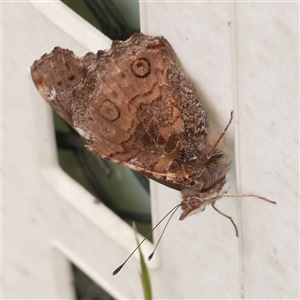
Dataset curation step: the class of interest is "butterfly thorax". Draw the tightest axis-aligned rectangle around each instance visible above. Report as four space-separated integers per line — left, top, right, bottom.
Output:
179 133 231 220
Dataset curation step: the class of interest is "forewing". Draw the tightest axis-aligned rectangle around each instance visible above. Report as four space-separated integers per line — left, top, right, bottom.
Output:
31 33 208 187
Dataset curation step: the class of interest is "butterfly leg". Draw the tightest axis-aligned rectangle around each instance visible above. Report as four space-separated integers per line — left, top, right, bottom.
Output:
207 110 234 159
211 202 239 237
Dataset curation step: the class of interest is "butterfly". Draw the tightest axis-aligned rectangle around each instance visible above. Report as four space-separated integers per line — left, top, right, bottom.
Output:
30 33 275 249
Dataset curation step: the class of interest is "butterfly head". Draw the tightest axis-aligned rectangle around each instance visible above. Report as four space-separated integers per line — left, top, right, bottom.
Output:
179 177 226 220
179 196 207 220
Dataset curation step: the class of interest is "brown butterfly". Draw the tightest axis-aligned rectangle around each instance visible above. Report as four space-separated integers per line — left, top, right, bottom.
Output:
31 33 275 270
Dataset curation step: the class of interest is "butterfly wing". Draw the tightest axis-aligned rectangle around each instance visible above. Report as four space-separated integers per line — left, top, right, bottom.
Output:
31 33 209 187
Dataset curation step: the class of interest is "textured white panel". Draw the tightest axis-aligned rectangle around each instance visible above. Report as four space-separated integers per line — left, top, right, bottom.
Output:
141 1 298 299
234 3 299 299
141 2 239 299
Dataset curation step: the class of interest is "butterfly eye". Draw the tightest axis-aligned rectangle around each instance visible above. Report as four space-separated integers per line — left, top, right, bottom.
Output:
189 197 201 208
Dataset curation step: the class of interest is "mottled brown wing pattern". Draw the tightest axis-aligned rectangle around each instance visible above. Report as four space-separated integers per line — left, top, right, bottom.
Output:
31 33 276 242
31 33 213 187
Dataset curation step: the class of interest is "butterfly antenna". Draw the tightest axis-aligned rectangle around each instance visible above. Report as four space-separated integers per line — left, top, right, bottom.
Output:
207 110 234 159
147 205 180 261
112 204 181 275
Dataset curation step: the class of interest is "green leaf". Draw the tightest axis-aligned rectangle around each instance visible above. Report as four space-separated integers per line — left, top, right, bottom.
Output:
133 222 152 300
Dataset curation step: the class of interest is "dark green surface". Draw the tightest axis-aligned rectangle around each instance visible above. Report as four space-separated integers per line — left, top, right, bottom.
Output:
62 0 140 35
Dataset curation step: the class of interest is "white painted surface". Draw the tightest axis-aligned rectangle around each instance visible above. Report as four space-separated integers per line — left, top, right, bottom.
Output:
2 1 298 299
140 1 298 299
